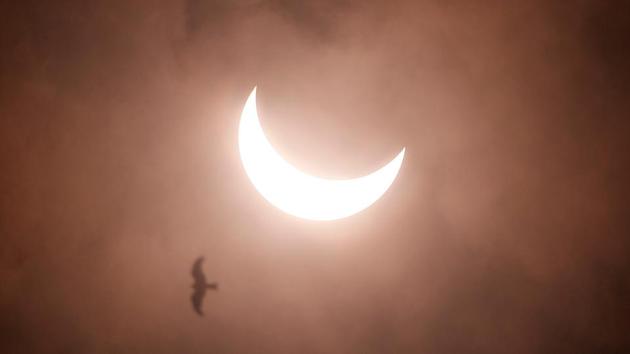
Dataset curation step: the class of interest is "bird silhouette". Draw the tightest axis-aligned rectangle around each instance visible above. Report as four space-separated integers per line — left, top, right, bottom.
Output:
191 256 218 316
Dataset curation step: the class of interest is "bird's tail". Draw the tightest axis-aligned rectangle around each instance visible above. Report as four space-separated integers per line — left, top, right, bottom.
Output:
207 282 219 290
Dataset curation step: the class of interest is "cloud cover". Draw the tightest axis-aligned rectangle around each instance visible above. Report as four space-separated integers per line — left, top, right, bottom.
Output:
1 0 629 353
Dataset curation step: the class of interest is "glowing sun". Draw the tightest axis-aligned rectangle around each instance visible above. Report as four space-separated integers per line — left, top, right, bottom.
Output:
238 87 405 221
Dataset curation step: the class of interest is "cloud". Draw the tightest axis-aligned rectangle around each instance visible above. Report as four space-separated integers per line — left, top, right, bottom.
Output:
1 1 629 353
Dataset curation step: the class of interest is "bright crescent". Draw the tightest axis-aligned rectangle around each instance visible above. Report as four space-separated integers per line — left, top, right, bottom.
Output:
238 87 405 221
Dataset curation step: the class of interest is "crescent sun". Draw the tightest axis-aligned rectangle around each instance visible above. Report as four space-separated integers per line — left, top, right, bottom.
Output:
238 87 405 221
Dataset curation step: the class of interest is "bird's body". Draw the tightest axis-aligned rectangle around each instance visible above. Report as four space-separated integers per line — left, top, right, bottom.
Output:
192 282 218 292
191 257 218 316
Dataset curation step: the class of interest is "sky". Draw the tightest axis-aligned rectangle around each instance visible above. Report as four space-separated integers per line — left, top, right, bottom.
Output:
1 1 629 353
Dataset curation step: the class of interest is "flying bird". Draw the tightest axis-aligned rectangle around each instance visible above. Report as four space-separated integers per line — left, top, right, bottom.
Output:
191 256 218 316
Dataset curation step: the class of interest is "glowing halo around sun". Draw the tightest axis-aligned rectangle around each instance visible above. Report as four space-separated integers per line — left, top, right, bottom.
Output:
238 87 405 221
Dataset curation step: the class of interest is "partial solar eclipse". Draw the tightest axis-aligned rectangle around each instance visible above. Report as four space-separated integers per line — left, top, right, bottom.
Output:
238 87 405 221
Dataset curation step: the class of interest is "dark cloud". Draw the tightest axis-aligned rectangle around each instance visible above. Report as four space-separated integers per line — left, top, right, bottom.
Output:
580 0 630 93
1 1 629 353
184 0 353 41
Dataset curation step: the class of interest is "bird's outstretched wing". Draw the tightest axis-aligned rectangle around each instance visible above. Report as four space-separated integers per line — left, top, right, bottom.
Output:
191 256 206 285
191 288 206 316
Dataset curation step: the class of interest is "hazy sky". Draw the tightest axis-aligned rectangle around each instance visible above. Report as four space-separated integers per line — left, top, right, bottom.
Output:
1 1 629 353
